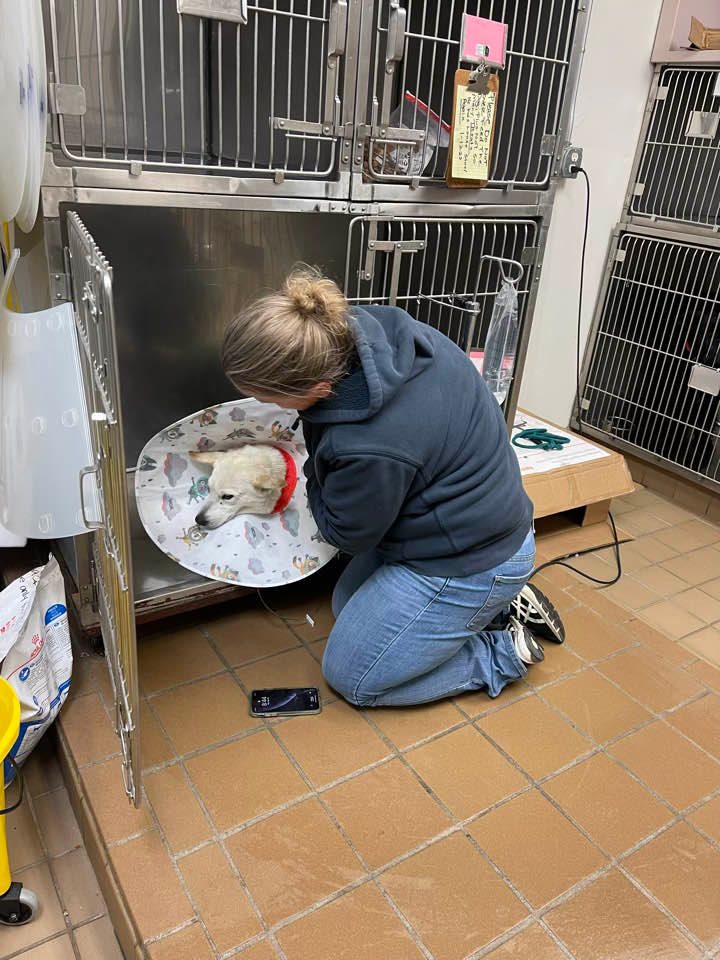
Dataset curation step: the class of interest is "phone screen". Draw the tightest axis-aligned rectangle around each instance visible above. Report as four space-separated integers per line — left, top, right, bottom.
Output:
251 687 320 716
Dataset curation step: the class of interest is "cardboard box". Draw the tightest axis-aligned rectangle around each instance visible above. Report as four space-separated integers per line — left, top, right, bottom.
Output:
514 412 635 522
689 16 720 49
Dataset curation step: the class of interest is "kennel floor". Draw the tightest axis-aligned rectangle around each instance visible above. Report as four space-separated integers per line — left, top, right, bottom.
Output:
7 485 720 960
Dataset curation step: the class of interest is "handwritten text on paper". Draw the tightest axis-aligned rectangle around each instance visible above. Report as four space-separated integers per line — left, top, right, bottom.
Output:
451 86 496 181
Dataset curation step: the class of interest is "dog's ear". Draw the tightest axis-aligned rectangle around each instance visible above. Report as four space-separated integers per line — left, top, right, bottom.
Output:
252 471 280 495
189 451 222 465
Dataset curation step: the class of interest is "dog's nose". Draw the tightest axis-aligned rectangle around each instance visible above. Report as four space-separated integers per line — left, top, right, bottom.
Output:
195 513 209 527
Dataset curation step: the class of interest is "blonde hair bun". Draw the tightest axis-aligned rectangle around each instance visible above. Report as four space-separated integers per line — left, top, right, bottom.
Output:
222 265 354 399
285 266 348 331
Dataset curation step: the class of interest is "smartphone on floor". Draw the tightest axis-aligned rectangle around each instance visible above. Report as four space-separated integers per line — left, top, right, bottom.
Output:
250 687 321 718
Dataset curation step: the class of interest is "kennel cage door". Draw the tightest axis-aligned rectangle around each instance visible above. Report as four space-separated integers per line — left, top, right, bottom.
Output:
580 230 720 489
343 214 538 424
46 0 349 180
358 0 580 191
630 66 720 231
66 210 142 807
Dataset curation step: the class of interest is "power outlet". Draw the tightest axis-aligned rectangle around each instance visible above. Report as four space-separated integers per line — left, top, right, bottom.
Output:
560 145 583 178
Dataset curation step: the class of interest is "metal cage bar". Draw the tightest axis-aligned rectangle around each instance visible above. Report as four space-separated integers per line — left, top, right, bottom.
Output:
360 0 578 189
47 0 347 179
67 211 141 806
344 215 539 423
630 66 720 232
580 229 720 489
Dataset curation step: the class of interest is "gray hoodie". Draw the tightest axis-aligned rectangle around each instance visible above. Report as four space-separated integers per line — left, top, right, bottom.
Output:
301 305 533 576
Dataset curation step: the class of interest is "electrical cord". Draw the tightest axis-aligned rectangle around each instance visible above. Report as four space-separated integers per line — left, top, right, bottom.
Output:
532 513 631 587
530 165 629 588
256 589 315 628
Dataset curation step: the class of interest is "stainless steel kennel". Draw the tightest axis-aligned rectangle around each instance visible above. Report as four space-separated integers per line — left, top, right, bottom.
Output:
36 0 591 803
579 59 720 493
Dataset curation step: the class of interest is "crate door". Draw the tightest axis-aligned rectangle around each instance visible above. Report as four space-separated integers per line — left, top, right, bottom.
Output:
66 211 141 805
356 0 580 194
630 67 720 231
48 0 350 181
344 215 539 421
581 231 720 487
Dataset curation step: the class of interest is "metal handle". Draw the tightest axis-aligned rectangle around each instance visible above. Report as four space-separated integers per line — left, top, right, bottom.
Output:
0 757 23 815
386 1 407 63
380 2 407 126
327 0 347 58
79 463 104 531
480 255 524 286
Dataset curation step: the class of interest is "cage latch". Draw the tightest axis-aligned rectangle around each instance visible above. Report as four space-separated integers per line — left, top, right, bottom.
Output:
49 83 86 117
380 1 407 125
688 364 720 397
362 237 424 300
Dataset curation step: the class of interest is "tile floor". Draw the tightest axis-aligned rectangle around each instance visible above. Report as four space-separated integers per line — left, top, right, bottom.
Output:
6 484 720 960
3 734 123 959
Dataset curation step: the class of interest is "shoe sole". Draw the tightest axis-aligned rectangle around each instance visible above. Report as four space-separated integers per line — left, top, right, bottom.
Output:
509 616 545 664
512 585 565 644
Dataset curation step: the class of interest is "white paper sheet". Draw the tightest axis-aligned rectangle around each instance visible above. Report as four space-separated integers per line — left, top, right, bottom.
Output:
512 413 609 476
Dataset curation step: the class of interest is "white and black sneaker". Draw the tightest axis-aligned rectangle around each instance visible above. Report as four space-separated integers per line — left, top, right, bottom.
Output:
509 616 545 665
511 583 565 645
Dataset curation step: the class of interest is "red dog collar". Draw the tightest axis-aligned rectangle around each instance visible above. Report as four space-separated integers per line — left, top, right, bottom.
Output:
272 448 298 514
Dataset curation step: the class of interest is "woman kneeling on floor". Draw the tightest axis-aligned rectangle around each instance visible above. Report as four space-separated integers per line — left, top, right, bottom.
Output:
221 267 564 707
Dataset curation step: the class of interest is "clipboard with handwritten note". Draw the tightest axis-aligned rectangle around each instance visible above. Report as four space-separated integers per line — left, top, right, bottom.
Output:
446 69 499 189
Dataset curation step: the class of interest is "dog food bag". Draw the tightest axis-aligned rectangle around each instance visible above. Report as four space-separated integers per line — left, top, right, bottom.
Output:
367 92 450 178
1 555 72 783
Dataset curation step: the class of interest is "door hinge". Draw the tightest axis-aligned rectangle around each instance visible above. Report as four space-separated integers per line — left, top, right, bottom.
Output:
86 556 99 612
50 271 70 303
540 133 557 157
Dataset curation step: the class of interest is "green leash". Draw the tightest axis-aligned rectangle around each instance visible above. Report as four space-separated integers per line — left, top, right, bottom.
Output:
512 427 571 452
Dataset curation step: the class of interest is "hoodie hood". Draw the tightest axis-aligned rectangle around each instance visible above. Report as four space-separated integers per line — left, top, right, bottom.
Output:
301 305 436 424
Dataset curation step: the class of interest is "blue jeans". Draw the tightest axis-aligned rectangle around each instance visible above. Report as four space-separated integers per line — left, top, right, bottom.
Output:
322 529 535 707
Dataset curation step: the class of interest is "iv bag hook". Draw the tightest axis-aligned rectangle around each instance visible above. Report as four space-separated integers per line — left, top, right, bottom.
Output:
480 254 524 286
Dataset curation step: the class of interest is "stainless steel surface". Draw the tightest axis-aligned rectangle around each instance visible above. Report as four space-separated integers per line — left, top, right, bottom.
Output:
356 0 579 192
66 211 141 805
629 66 720 232
345 215 538 420
35 0 595 809
580 229 720 489
70 205 351 463
47 0 351 180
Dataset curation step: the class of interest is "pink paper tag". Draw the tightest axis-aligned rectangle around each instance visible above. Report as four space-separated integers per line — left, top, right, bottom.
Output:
460 14 508 70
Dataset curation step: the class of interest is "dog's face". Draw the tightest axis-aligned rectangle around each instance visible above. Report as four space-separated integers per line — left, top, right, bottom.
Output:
191 446 287 529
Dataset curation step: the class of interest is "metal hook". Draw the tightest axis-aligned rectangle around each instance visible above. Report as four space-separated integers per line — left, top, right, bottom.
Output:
480 254 524 286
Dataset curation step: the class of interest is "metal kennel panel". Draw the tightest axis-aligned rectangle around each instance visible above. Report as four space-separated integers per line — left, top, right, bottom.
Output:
354 0 581 195
66 211 141 805
46 0 351 181
629 67 720 232
581 230 720 489
344 215 539 423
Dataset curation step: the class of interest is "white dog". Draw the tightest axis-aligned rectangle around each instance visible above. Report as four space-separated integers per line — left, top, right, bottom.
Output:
191 445 292 529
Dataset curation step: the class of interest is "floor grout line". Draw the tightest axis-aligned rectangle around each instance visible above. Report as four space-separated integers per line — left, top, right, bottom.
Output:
54 493 720 960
